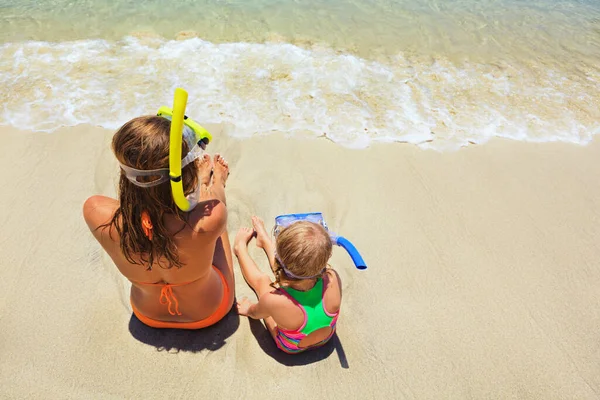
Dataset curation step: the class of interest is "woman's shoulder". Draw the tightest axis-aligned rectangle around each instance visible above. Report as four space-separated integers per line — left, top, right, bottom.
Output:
83 195 118 231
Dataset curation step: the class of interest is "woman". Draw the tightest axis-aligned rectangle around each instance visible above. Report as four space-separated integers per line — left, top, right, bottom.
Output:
83 115 234 329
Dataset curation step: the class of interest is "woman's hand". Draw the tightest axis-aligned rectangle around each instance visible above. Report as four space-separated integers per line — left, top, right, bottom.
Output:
236 297 255 317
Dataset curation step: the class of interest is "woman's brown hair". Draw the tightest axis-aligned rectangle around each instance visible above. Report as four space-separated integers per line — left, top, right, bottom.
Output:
101 115 199 270
272 221 333 287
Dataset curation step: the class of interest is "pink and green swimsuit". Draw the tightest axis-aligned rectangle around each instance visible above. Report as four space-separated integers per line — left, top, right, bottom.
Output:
275 278 339 354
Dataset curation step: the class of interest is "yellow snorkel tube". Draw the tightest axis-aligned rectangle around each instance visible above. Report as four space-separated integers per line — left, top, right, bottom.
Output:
159 88 213 212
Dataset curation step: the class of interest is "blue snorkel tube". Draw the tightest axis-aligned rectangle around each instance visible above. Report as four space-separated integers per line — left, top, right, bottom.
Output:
274 213 367 270
329 234 367 270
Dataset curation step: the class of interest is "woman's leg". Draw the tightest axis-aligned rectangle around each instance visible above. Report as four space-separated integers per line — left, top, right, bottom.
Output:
209 154 234 308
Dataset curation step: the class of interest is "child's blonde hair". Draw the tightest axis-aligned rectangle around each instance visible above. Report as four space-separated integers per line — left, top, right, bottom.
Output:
273 221 333 287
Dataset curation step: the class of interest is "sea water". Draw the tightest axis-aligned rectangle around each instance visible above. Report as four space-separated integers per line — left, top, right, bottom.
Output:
0 0 598 150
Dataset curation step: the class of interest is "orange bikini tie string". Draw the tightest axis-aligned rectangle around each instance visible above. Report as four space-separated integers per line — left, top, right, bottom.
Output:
159 285 182 316
140 211 182 316
141 210 154 241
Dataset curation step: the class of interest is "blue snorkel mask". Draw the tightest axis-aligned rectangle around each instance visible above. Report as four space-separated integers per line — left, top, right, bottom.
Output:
274 212 367 272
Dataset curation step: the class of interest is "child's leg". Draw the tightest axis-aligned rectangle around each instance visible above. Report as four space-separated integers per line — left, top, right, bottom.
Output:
251 216 277 274
262 317 280 343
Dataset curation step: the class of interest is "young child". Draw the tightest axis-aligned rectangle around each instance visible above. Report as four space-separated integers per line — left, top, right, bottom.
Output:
234 216 342 354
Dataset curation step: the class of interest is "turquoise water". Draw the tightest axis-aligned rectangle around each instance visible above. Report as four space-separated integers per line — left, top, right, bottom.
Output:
0 0 599 149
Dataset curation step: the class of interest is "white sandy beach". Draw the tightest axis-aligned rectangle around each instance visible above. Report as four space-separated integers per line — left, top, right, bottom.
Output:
0 125 599 399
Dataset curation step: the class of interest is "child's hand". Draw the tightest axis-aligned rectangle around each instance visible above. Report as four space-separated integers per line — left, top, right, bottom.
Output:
236 297 254 316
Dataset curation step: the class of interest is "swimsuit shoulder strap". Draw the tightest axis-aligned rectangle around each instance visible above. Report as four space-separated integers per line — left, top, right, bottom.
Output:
321 271 340 318
281 279 336 335
276 286 309 334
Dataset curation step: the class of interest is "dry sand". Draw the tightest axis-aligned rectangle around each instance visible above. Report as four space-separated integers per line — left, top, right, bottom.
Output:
0 125 599 399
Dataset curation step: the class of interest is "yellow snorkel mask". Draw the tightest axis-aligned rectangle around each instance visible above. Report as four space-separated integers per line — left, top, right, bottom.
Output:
161 88 212 212
118 88 213 212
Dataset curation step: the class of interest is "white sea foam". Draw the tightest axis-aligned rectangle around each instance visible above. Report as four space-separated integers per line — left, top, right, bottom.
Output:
0 37 598 150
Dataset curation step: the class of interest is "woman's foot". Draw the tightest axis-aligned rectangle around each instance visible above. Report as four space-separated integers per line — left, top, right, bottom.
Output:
198 154 212 186
233 227 255 257
213 154 229 187
252 216 270 250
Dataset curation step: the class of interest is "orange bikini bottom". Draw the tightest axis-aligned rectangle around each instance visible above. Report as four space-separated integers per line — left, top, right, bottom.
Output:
131 266 232 329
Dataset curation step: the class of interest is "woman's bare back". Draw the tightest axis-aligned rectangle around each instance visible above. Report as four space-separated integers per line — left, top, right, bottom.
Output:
83 154 234 323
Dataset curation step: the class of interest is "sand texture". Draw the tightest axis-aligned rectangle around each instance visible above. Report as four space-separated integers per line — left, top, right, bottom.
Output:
0 125 599 399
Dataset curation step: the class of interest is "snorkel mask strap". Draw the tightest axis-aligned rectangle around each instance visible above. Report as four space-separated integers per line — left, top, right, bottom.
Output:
117 89 213 194
275 251 325 280
118 162 170 188
118 139 202 189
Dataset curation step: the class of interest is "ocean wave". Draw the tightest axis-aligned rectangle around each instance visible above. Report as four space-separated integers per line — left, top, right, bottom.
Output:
0 37 598 150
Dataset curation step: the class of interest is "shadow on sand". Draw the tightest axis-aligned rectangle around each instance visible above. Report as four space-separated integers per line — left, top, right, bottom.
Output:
248 318 349 368
128 306 240 353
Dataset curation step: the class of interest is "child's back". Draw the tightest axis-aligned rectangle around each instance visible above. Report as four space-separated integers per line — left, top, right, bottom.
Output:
269 269 341 352
234 217 342 354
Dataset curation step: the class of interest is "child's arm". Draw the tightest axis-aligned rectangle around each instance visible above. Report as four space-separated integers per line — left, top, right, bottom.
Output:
237 296 272 319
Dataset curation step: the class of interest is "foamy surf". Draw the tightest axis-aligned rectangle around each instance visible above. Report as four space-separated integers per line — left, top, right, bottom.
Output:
1 37 598 150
